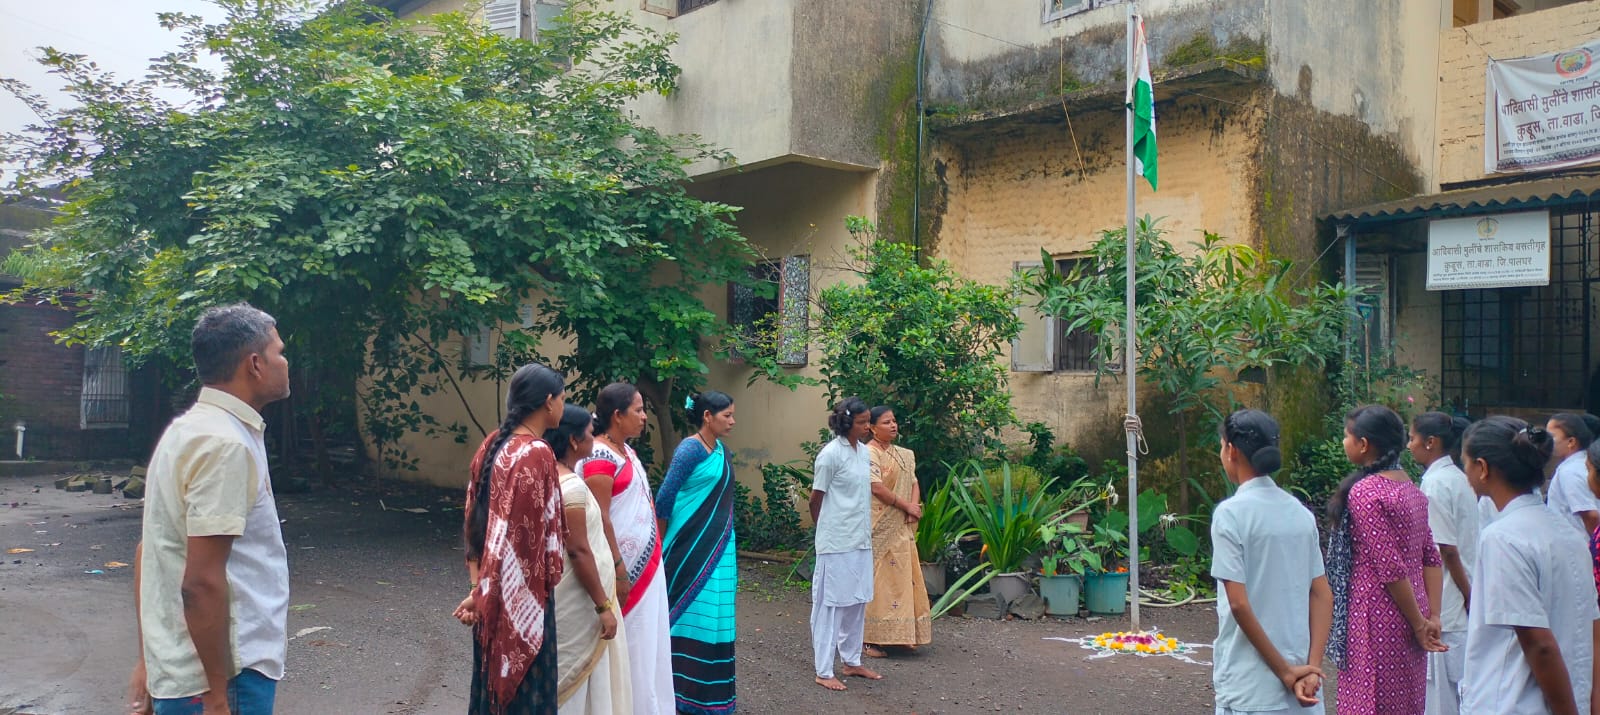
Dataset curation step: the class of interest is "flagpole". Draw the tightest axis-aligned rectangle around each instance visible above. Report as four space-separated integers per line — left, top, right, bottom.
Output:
1123 1 1141 633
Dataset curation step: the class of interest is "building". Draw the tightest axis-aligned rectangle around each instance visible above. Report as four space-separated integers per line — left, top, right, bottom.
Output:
1330 1 1600 422
372 0 1592 488
0 196 167 462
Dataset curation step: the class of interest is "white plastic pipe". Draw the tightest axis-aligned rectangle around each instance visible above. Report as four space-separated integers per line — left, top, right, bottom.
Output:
13 422 25 459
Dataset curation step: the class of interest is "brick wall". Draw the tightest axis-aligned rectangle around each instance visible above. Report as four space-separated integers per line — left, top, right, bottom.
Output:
0 303 103 459
1436 2 1600 185
930 87 1266 460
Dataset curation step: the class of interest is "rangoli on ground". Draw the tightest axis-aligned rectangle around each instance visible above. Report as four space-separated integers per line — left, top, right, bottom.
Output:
1045 629 1212 665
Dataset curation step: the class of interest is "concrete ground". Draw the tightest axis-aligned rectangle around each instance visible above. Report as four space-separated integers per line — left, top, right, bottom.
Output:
0 472 1284 714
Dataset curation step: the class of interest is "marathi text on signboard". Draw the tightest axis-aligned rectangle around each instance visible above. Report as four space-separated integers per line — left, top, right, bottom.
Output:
1485 40 1600 174
1427 211 1550 291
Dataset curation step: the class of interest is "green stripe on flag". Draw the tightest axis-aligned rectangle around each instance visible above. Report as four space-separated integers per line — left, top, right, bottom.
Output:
1129 17 1157 191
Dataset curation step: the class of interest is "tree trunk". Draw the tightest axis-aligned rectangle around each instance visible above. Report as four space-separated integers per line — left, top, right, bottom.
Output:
1176 411 1191 514
635 379 682 464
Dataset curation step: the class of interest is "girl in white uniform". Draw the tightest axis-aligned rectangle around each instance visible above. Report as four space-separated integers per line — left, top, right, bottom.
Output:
1460 416 1599 715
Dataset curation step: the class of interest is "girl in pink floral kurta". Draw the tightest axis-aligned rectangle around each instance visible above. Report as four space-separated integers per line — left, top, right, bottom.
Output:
1325 406 1445 715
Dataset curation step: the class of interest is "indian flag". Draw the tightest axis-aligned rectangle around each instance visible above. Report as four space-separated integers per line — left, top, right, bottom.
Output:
1128 16 1157 191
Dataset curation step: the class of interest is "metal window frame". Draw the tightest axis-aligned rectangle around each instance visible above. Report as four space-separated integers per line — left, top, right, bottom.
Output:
1011 261 1055 372
80 346 130 429
1440 208 1591 414
1044 0 1096 23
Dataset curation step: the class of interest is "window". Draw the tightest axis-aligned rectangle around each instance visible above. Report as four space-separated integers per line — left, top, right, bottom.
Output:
80 346 129 429
1051 257 1103 372
485 0 521 39
640 0 719 18
1044 0 1095 23
1440 208 1588 413
1012 262 1054 372
677 0 720 15
729 255 809 366
464 326 493 367
1011 258 1117 374
1352 253 1392 364
485 0 564 40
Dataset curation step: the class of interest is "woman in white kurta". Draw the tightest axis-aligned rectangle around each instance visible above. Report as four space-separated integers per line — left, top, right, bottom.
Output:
1460 416 1598 715
579 383 675 715
547 405 632 715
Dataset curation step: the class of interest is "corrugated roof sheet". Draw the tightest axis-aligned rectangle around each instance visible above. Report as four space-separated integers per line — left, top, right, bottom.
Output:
1327 173 1600 224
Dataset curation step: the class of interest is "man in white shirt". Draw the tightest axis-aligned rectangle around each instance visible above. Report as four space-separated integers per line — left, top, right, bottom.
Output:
1547 414 1600 537
130 304 292 715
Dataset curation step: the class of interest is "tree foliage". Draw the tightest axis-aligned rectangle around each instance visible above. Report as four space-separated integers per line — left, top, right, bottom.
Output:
816 217 1021 487
2 0 761 474
1027 216 1348 488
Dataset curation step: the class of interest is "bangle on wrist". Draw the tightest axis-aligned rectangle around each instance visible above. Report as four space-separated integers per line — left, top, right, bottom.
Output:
594 598 614 614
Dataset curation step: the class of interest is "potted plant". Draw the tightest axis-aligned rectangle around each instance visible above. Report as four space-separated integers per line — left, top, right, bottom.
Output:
952 461 1070 614
1037 520 1098 616
914 477 971 596
1082 516 1131 614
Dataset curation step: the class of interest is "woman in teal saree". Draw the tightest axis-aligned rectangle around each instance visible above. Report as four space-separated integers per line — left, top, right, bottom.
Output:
655 391 738 714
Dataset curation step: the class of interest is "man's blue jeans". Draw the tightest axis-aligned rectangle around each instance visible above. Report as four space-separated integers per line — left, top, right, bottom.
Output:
152 668 277 715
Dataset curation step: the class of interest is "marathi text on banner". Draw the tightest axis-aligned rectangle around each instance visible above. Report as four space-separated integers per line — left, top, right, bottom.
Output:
1485 40 1600 174
1427 211 1550 291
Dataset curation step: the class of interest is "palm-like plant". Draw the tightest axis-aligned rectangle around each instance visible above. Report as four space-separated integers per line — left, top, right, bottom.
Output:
915 476 972 565
951 461 1071 574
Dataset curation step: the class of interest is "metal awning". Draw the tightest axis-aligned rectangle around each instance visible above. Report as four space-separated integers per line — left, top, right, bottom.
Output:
1327 173 1600 226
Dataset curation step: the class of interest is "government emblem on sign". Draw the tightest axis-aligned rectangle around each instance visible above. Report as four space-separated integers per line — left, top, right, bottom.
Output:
1555 48 1593 79
1475 217 1500 238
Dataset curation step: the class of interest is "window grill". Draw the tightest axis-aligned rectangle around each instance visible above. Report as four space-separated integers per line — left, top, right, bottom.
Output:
80 346 129 428
1440 209 1592 414
678 0 719 15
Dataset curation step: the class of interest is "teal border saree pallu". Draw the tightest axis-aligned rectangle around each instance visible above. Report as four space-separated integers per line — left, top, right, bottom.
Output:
657 438 738 715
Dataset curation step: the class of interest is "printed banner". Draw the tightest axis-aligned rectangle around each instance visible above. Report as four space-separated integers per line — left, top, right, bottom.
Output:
1427 210 1550 291
1485 40 1600 174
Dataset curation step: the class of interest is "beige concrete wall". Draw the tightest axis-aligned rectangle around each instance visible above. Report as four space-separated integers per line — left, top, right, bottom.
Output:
934 0 1210 66
688 163 877 479
1266 0 1448 187
607 0 799 177
367 162 875 488
933 91 1264 454
1436 1 1600 185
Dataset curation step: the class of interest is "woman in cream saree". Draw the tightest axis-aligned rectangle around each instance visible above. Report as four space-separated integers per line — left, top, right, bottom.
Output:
862 406 931 656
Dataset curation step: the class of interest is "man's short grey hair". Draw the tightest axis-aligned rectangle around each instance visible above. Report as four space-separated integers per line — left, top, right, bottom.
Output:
191 303 278 384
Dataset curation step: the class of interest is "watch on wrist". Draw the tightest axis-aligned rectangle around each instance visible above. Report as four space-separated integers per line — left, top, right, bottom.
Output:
594 599 614 614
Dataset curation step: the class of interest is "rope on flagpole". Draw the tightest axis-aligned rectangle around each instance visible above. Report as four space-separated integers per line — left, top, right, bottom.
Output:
1123 414 1148 458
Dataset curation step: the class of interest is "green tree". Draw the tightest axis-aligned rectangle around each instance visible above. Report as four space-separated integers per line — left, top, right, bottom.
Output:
815 217 1022 488
2 1 768 476
1027 216 1347 500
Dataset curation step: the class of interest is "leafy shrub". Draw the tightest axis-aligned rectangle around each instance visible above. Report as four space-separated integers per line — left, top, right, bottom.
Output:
733 462 812 553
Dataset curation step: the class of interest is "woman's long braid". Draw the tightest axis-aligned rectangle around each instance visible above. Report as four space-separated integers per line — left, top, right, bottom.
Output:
467 407 533 561
1363 443 1404 475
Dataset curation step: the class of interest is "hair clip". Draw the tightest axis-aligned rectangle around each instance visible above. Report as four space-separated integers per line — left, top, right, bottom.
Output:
683 396 695 410
1518 427 1529 435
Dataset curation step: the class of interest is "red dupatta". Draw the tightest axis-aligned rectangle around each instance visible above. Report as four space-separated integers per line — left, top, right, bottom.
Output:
466 433 566 712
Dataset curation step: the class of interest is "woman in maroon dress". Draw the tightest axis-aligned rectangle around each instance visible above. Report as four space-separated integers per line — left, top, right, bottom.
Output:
456 364 570 715
1324 405 1446 714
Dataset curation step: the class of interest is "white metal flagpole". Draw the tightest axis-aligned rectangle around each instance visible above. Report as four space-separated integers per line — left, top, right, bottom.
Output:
1123 1 1141 633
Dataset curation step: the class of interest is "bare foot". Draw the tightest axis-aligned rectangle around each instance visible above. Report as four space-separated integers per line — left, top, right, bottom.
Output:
815 676 847 691
841 664 883 680
863 645 888 658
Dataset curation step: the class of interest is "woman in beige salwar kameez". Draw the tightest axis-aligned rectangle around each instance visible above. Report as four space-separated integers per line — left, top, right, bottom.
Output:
862 406 932 658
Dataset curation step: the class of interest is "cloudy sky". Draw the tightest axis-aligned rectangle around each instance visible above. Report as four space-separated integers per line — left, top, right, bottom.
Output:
1 1 224 160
